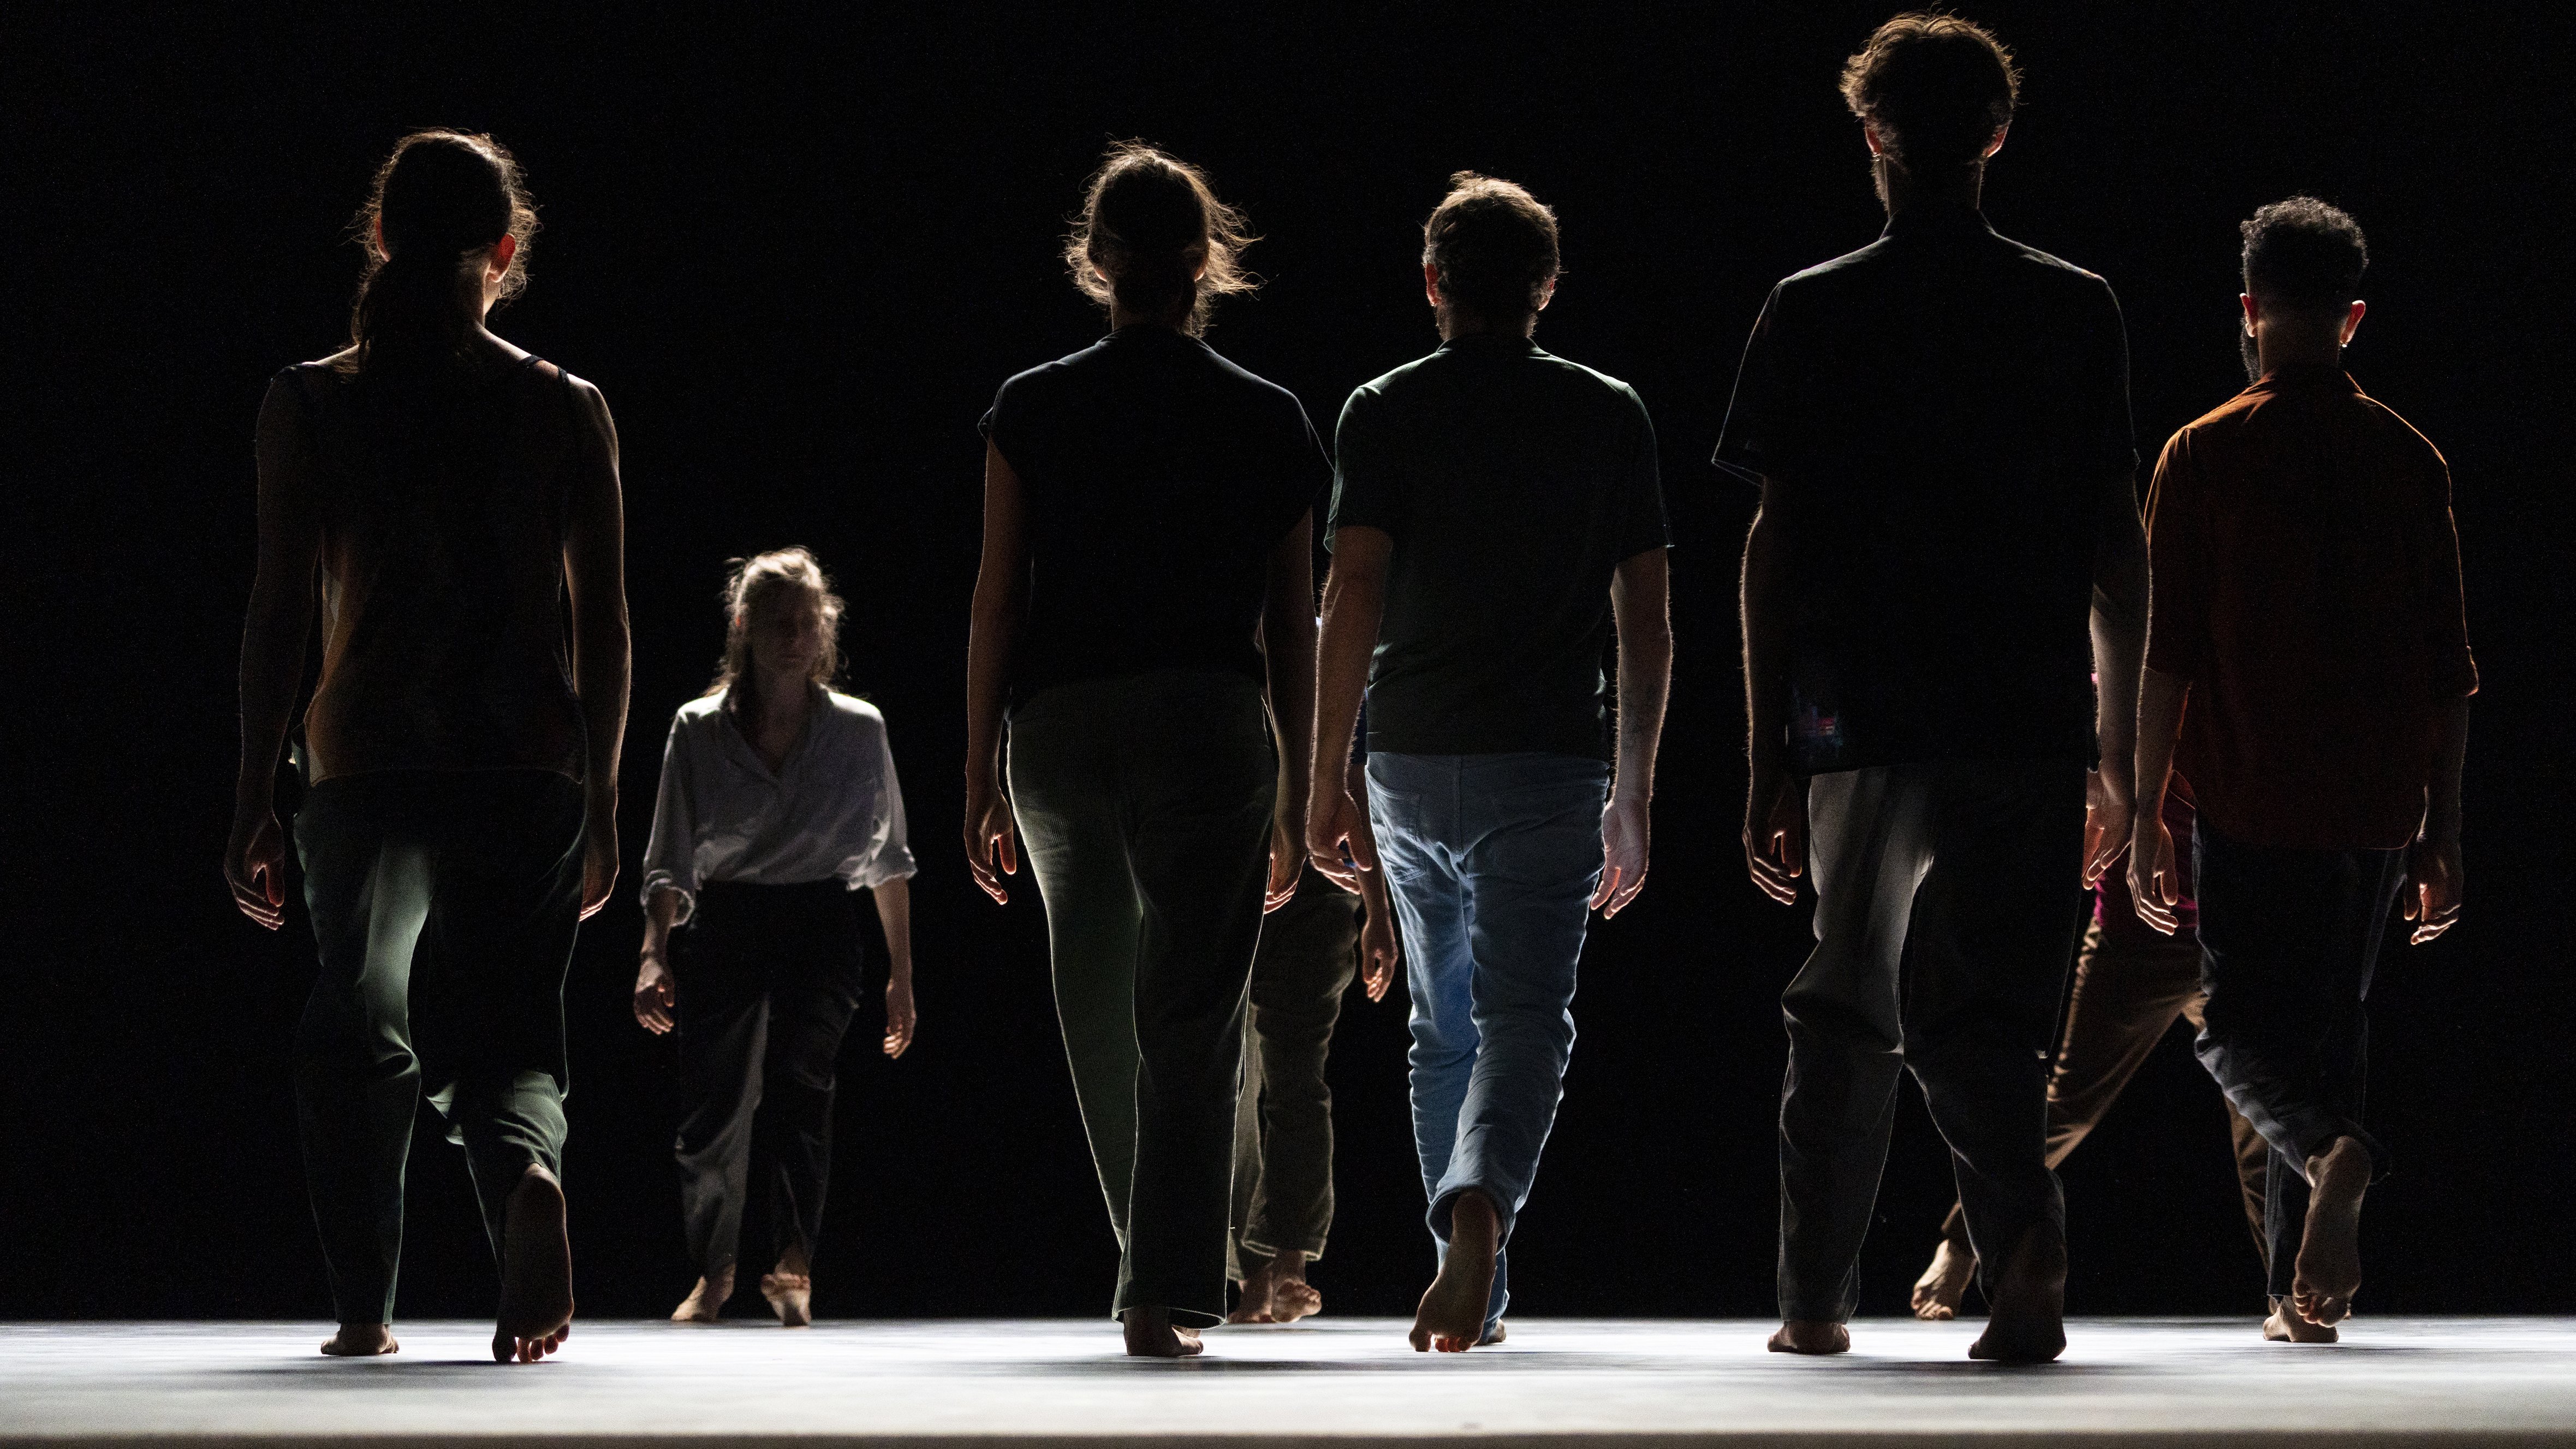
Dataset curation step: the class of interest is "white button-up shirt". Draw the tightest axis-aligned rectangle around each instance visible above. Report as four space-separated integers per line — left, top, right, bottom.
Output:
639 688 915 923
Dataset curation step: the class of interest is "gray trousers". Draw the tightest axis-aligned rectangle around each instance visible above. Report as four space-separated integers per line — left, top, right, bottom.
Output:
1229 869 1361 1278
1777 760 2086 1323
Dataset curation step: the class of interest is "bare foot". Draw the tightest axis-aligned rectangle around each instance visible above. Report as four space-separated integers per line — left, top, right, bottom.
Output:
492 1164 574 1364
1478 1321 1507 1346
671 1270 731 1323
1768 1320 1850 1355
2265 1303 2340 1343
2293 1136 2369 1327
1409 1191 1498 1352
1912 1234 1977 1321
1228 1254 1280 1324
1232 1251 1321 1324
1121 1306 1204 1358
320 1323 397 1357
759 1272 813 1328
1968 1221 2067 1364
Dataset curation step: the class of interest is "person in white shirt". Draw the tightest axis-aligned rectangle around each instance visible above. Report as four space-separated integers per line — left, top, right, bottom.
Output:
633 548 918 1327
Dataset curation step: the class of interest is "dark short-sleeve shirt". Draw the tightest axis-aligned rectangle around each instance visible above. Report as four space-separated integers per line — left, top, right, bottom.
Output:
981 328 1328 706
1329 335 1669 759
1714 209 2135 775
2145 367 2476 849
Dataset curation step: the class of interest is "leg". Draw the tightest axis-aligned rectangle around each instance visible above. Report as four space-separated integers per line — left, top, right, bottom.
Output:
1119 674 1275 1339
291 777 434 1356
2178 985 2276 1268
412 772 585 1363
1898 761 2085 1364
1775 767 1931 1350
755 887 865 1327
1233 878 1360 1325
667 905 768 1320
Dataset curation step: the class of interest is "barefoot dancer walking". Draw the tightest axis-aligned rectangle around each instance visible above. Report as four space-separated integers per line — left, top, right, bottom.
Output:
1309 174 1671 1354
634 549 920 1327
2132 199 2473 1344
1724 16 2144 1364
224 130 626 1364
965 144 1323 1358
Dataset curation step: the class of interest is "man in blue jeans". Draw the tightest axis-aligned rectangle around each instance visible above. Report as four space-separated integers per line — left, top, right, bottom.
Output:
1308 172 1671 1353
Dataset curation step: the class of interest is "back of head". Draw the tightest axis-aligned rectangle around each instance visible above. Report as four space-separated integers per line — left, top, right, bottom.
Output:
348 130 538 379
1420 173 1561 328
1064 142 1257 335
1840 13 2021 175
2241 197 2368 316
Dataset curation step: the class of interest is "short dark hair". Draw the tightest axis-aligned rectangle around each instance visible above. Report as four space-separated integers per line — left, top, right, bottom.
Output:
1840 13 2021 171
1421 172 1560 324
2241 197 2368 312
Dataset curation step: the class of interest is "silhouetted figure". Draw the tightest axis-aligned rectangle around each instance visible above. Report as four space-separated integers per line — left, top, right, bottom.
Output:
633 549 919 1327
1722 15 2145 1363
2131 198 2474 1343
224 130 627 1363
1309 173 1672 1353
963 143 1322 1357
1910 795 2270 1322
1227 734 1401 1326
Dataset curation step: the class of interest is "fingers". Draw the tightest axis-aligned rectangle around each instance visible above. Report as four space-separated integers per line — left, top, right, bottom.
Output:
1608 861 1649 916
966 830 1012 905
1744 829 1800 905
1588 863 1619 912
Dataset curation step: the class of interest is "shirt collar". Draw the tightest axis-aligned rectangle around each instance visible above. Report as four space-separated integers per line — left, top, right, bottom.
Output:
1436 332 1543 357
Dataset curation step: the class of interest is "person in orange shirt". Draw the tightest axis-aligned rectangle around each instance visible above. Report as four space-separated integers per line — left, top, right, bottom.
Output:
2131 198 2474 1345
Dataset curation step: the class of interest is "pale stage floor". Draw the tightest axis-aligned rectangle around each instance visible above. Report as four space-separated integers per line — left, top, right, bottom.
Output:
6 1317 2576 1447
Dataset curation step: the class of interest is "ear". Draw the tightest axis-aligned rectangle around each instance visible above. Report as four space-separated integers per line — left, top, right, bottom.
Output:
372 215 389 262
2341 299 2367 346
1423 261 1444 308
1982 123 2009 160
1535 275 1558 312
490 233 517 275
1863 121 1885 157
2240 293 2261 332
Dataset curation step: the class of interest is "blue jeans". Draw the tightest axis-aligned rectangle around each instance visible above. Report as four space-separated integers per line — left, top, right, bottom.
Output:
1367 751 1609 1335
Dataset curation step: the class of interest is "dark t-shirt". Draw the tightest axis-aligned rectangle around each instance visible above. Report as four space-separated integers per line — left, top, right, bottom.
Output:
981 328 1328 706
1329 335 1669 759
1714 209 2135 775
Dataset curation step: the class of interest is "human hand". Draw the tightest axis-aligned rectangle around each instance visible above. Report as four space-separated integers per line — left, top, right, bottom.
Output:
579 816 618 921
883 974 917 1057
2402 835 2463 945
1305 789 1376 893
2083 768 2132 887
2128 809 2183 935
1266 816 1302 913
963 774 1019 905
1359 901 1399 1002
1744 767 1805 906
225 805 288 930
1591 793 1650 917
633 952 676 1034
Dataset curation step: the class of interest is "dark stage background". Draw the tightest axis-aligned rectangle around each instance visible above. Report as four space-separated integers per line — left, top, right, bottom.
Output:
7 3 2568 1323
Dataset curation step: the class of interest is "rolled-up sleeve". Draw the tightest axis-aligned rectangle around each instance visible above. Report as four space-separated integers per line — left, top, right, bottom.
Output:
2143 429 2211 682
844 718 917 889
638 711 700 921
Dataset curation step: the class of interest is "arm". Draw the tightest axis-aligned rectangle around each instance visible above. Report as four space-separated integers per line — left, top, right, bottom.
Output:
2087 463 2149 886
1306 525 1389 889
963 440 1027 904
2127 666 2190 935
1740 480 1803 905
1593 546 1669 917
872 876 918 1055
227 378 323 930
2403 697 2469 944
1260 509 1319 911
564 381 631 921
1348 750 1399 1001
634 887 681 1032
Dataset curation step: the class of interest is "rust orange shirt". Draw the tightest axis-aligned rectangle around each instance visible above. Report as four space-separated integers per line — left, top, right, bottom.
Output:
2144 365 2475 849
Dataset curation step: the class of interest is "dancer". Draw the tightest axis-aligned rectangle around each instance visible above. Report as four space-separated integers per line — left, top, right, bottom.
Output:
634 549 919 1328
1910 792 2271 1321
1724 14 2143 1363
1228 739 1400 1326
2132 198 2473 1343
224 130 626 1363
1308 173 1672 1353
964 142 1323 1357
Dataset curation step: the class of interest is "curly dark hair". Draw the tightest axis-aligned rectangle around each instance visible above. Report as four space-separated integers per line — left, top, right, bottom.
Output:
1840 13 2022 171
1064 141 1259 336
1421 172 1561 324
2241 197 2369 311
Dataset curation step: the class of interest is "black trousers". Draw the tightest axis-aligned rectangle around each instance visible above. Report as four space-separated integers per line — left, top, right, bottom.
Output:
2191 823 2402 1299
1778 761 2086 1323
291 769 587 1326
671 879 867 1279
1007 670 1276 1326
1230 868 1361 1277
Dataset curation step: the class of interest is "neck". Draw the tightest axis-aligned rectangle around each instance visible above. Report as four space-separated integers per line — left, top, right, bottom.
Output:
749 668 809 726
2258 339 2343 376
1879 159 1983 218
1109 305 1189 334
1438 308 1534 342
